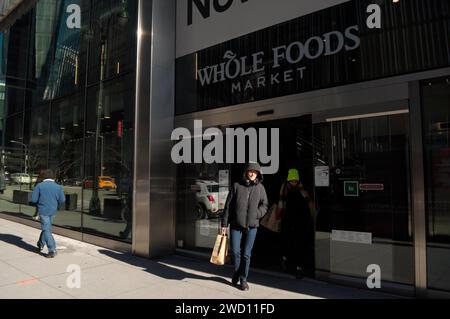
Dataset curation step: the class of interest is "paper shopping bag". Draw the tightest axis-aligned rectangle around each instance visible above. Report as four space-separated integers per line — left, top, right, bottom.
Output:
260 203 283 233
210 234 229 266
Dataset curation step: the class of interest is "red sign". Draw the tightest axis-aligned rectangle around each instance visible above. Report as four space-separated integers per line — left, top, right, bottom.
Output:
118 121 123 138
360 184 384 191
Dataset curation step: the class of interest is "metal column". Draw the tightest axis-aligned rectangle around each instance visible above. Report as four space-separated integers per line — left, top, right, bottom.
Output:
133 0 176 258
409 81 427 297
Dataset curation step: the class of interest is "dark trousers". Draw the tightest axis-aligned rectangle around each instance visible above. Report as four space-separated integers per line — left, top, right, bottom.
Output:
282 230 307 268
230 226 258 283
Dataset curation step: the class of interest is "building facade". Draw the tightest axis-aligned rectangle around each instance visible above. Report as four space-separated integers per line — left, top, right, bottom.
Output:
0 0 449 297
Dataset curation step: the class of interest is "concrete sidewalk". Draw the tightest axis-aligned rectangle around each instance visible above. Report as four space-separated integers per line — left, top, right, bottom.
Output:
0 218 401 299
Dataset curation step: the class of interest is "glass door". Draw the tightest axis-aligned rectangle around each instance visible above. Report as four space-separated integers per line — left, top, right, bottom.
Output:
314 112 414 286
422 77 450 293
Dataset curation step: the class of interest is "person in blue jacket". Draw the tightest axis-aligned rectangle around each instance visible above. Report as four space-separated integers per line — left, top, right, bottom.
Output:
31 169 65 258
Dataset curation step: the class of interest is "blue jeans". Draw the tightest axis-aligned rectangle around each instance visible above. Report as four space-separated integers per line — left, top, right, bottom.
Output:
230 227 258 283
38 215 56 253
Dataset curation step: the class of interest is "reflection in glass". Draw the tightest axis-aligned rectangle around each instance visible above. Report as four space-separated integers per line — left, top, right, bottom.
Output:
314 114 414 285
423 77 450 292
0 0 137 244
177 162 228 251
175 117 315 277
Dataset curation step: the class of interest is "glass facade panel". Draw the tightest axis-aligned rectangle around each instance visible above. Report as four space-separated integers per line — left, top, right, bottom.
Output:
176 162 228 253
175 117 316 275
423 77 450 292
314 114 414 285
0 0 137 243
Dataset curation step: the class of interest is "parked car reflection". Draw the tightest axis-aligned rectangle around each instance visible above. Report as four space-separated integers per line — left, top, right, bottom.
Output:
84 176 117 190
193 180 228 219
63 177 83 187
10 173 31 184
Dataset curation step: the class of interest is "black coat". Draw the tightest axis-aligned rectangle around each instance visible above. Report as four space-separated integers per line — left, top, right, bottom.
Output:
281 185 311 234
221 181 269 229
221 163 269 229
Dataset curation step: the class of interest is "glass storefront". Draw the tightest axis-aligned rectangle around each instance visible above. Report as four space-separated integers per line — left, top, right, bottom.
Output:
0 0 449 297
314 113 414 285
173 0 450 293
176 116 316 275
423 77 450 292
0 0 137 243
175 113 415 286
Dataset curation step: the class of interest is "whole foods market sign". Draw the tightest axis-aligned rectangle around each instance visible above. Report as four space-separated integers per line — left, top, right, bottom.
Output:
176 0 450 115
197 25 360 93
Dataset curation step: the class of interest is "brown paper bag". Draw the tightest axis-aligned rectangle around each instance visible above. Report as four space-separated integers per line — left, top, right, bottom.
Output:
260 202 283 233
210 234 229 265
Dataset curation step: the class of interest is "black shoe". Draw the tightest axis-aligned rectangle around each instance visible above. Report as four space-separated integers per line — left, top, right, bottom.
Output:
37 243 43 253
281 258 288 271
240 281 249 291
295 267 304 279
232 273 239 286
46 251 57 258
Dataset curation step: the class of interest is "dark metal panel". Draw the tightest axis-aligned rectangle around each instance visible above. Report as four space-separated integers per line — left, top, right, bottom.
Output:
409 81 428 298
174 67 450 129
0 212 82 241
82 233 131 254
0 212 131 252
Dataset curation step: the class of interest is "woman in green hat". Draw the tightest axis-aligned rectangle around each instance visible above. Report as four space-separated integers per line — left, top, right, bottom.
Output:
280 168 315 278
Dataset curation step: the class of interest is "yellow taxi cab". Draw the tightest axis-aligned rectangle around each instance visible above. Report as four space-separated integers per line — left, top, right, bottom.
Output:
98 176 117 190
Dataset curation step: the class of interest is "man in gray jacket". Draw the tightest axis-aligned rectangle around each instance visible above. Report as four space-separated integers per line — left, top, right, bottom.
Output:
221 163 269 291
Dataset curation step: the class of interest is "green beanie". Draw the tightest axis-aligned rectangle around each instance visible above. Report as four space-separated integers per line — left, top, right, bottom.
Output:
287 169 300 182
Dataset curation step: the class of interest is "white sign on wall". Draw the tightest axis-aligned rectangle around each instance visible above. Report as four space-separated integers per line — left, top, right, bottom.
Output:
176 0 351 58
315 166 330 187
331 230 372 245
219 169 229 186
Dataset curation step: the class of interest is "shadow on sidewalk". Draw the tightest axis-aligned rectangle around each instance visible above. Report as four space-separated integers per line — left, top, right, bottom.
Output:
98 249 231 287
0 234 39 254
97 249 396 299
99 249 402 299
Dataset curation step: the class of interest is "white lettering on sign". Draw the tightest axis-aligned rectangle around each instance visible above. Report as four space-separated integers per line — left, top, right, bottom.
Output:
197 25 360 93
331 230 372 244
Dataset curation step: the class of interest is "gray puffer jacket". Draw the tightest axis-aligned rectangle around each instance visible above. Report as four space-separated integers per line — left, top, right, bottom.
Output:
221 163 269 229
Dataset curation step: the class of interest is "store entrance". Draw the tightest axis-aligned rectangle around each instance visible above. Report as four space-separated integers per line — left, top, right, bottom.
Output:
228 115 315 277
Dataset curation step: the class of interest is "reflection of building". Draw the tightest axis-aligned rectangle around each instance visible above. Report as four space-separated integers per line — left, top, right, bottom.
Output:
0 0 137 248
1 0 450 298
0 80 4 141
0 33 5 143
